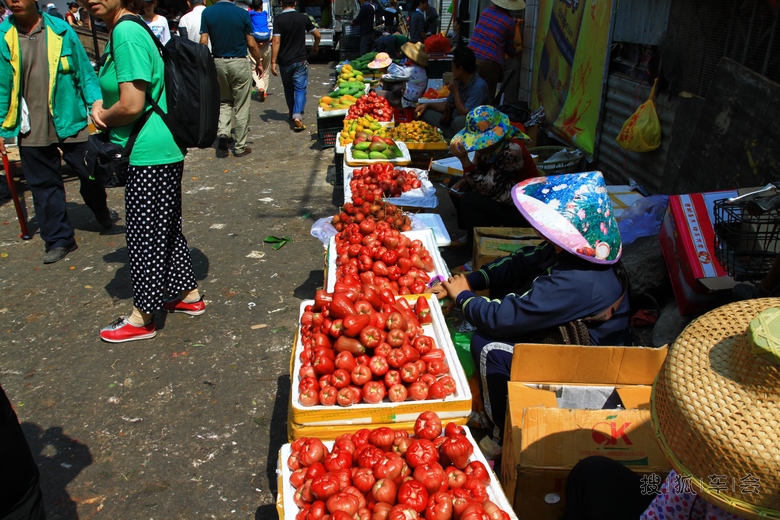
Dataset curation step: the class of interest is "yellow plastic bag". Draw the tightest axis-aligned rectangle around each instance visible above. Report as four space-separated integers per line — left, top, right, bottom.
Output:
616 78 661 152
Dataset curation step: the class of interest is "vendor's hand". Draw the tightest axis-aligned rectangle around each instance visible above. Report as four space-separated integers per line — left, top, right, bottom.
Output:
448 79 459 96
271 63 279 76
450 177 469 192
414 104 427 117
91 100 108 132
442 274 472 301
449 138 469 160
0 137 6 156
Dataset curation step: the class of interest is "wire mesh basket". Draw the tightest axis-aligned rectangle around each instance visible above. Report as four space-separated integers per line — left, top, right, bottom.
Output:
713 198 780 282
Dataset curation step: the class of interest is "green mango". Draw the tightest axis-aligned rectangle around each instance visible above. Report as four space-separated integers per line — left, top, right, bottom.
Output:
352 149 370 159
369 142 387 152
329 89 343 98
354 91 365 99
369 151 388 160
387 145 403 158
354 142 371 151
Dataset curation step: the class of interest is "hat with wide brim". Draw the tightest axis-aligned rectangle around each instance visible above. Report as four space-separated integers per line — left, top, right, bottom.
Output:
511 171 622 264
400 41 429 66
368 52 393 69
651 299 780 519
452 105 529 152
491 0 526 10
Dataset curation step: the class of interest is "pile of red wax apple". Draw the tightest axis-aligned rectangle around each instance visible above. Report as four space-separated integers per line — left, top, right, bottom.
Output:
345 92 393 122
332 220 436 296
287 411 512 520
331 201 412 234
350 163 423 200
298 290 457 407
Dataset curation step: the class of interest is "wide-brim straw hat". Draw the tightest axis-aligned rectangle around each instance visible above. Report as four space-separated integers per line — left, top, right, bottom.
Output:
400 42 428 66
651 298 780 519
491 0 526 10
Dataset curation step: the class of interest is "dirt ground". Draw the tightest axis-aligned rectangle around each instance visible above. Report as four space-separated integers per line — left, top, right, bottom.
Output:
0 60 470 519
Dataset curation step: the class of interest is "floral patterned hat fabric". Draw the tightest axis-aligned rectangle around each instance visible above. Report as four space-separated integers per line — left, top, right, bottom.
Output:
511 171 622 264
452 105 530 152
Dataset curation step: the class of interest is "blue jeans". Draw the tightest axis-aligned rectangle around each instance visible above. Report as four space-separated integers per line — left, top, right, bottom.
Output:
279 61 308 121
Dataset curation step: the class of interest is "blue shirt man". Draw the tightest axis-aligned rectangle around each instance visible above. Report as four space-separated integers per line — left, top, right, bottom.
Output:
408 0 427 43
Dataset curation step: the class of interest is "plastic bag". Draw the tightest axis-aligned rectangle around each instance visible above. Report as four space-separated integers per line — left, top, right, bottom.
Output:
424 34 450 54
617 194 669 245
616 78 661 152
450 329 475 379
310 217 337 246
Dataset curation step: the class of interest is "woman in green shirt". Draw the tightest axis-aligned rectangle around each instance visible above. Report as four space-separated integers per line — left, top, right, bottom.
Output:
81 0 205 343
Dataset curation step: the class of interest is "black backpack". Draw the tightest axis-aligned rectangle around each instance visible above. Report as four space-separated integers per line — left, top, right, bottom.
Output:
108 15 220 149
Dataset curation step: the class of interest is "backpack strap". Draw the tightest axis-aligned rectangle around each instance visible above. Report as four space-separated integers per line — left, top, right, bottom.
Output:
103 15 171 139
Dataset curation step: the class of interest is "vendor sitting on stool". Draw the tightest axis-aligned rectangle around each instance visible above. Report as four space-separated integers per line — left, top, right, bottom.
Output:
414 46 491 139
428 171 631 459
447 105 539 246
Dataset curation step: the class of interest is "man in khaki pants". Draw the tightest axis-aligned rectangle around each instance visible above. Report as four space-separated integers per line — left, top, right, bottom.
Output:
200 0 263 157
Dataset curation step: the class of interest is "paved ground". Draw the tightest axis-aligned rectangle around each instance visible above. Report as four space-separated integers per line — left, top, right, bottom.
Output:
0 59 474 520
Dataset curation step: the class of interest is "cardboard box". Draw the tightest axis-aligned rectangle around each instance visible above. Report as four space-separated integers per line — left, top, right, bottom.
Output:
500 343 670 520
658 190 739 315
472 227 542 273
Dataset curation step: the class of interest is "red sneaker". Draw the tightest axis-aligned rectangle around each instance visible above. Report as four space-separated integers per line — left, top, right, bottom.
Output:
162 297 206 316
100 317 157 343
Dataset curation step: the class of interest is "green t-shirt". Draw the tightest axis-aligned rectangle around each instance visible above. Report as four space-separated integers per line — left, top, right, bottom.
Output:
99 19 184 166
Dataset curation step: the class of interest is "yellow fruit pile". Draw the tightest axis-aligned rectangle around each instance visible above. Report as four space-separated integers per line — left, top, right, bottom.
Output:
388 121 445 143
339 115 388 146
320 94 359 111
337 63 365 85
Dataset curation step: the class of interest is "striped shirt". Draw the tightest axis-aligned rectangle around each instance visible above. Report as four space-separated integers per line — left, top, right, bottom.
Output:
468 5 515 67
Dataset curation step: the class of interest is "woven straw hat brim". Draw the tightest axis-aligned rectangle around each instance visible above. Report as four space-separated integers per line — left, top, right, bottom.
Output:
652 298 780 519
400 42 429 66
491 0 526 10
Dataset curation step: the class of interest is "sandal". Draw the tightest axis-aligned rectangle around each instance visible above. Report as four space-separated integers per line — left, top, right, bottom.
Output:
293 119 306 132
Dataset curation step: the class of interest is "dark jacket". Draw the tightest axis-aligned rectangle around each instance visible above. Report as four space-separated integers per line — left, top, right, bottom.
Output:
457 242 630 346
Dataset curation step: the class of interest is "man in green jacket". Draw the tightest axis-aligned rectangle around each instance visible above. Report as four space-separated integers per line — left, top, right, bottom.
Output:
0 0 112 264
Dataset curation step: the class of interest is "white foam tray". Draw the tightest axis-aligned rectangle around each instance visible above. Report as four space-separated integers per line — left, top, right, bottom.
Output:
413 213 451 246
325 228 450 293
276 426 519 520
343 167 438 209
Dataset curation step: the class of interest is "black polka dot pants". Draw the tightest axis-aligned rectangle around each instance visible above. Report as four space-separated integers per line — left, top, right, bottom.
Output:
125 161 197 314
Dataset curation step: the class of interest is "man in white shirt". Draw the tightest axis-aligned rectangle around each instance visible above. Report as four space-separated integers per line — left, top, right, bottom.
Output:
178 0 210 48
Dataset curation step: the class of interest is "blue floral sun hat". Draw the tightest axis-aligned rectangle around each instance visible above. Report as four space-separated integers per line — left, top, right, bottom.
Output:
511 171 622 264
452 105 530 152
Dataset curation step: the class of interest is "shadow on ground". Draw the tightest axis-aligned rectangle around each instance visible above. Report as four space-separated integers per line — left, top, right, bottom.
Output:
23 422 93 520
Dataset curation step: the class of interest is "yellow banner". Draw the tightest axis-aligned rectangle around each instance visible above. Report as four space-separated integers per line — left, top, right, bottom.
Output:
532 0 613 157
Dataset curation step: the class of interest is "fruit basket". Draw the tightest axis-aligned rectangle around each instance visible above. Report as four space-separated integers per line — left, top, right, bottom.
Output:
346 141 411 166
289 294 472 436
277 424 519 518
